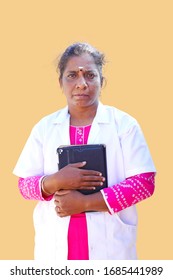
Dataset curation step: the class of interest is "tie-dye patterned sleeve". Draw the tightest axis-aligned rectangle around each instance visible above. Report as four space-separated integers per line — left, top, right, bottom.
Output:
18 176 53 201
101 172 155 214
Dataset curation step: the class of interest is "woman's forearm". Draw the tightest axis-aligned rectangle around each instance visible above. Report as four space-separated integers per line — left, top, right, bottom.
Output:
101 172 155 214
18 176 53 201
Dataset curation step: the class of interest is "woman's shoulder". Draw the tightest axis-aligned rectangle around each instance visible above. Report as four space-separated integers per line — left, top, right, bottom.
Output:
30 106 68 135
102 103 138 124
36 106 68 125
100 103 140 136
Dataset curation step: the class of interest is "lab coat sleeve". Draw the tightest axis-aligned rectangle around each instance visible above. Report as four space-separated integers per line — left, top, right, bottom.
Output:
13 122 44 178
119 120 156 178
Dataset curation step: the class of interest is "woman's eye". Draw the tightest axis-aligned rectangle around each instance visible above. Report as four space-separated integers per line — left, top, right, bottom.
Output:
86 73 95 79
67 73 76 79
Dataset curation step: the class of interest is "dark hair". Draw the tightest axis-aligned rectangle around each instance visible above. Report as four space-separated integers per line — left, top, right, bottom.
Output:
57 42 106 85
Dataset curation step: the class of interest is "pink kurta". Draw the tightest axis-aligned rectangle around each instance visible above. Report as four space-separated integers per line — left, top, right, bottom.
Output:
67 125 92 260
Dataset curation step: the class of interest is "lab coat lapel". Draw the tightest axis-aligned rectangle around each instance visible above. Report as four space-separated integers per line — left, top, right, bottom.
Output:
59 117 70 145
87 102 109 144
54 103 109 145
54 106 71 145
87 119 100 144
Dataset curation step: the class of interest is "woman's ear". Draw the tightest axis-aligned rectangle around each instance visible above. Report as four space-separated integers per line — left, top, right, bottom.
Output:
59 77 62 88
101 77 104 87
101 77 106 88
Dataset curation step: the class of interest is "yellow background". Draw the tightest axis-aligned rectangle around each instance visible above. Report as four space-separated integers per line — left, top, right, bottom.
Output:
0 0 172 259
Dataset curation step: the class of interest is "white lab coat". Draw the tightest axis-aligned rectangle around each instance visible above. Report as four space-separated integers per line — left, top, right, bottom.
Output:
13 103 156 260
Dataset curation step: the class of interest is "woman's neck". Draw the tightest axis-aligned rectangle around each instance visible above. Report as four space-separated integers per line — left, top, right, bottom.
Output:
69 104 97 126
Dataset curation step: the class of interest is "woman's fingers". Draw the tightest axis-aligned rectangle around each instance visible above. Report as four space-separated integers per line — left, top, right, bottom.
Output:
81 175 105 182
69 161 87 168
69 162 103 177
54 162 106 191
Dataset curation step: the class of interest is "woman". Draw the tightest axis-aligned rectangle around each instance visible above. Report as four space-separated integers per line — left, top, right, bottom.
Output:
13 42 156 260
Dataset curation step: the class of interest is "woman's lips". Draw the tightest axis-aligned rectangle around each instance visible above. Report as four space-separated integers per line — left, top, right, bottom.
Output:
73 94 89 98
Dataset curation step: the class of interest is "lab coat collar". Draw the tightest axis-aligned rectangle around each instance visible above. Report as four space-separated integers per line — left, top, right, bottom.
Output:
94 102 110 124
52 102 110 124
53 106 69 124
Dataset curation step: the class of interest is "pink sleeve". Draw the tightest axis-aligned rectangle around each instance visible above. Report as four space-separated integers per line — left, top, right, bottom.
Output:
101 172 155 214
18 176 53 201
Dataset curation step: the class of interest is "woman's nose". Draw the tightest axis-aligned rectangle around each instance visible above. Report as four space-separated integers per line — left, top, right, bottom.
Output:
76 76 87 89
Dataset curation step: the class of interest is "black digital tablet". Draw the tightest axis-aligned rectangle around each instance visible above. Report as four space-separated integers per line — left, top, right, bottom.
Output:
57 144 108 195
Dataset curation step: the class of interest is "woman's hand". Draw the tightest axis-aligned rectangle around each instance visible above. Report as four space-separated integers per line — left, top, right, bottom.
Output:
54 188 109 217
54 190 87 217
42 161 105 195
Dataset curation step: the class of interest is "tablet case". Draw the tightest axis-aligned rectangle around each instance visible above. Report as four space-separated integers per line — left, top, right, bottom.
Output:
57 144 107 195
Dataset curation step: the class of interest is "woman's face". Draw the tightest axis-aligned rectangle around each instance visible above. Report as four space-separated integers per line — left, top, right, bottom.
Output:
59 53 102 109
